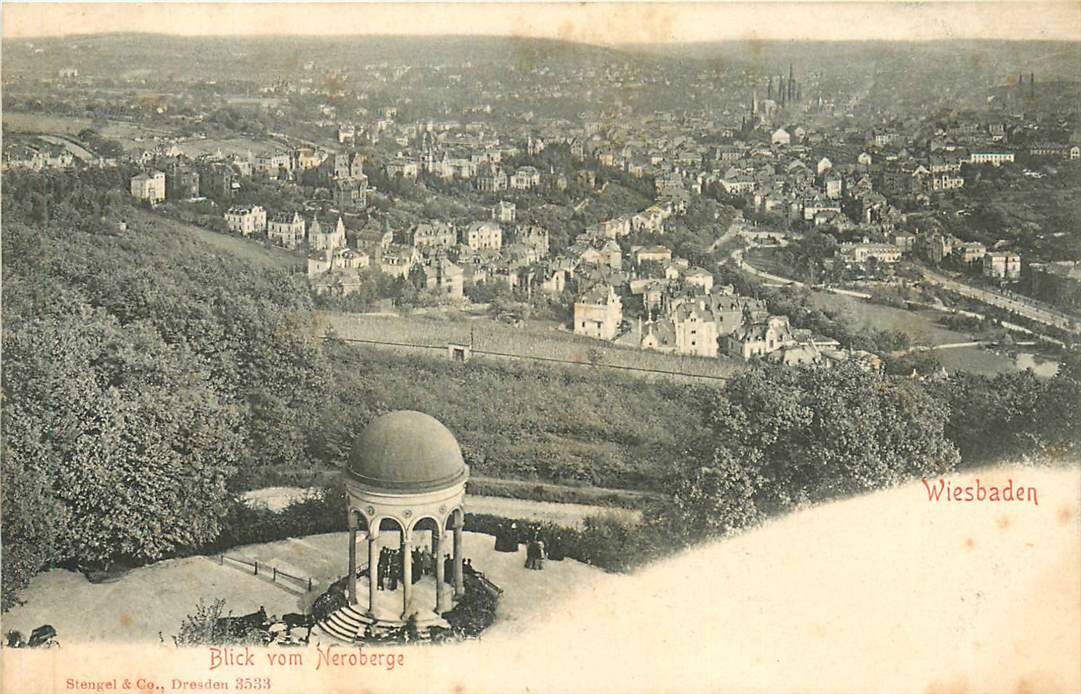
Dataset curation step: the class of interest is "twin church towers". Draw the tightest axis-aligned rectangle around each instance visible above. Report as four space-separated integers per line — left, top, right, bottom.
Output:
744 64 802 131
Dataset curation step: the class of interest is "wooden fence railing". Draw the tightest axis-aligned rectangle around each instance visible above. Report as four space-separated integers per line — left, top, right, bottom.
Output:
218 553 315 592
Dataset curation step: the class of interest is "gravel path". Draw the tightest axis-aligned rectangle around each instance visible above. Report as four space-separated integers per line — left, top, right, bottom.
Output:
242 487 642 527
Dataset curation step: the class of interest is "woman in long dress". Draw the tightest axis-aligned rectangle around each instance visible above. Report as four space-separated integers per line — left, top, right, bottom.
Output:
524 540 537 569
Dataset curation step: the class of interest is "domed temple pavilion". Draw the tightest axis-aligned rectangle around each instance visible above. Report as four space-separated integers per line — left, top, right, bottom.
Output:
324 411 470 637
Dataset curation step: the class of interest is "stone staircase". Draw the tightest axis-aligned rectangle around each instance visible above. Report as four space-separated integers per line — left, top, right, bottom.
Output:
312 604 447 644
312 604 374 643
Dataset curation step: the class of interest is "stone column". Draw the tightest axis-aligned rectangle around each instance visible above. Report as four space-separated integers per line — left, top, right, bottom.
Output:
367 532 379 618
452 522 464 598
347 527 357 605
434 528 446 614
401 531 413 620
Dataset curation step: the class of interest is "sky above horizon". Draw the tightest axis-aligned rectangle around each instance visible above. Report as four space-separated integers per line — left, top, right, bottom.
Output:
3 2 1080 43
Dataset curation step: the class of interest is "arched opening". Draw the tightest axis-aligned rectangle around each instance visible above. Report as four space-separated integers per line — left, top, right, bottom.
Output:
411 517 448 614
446 507 464 532
443 508 466 599
412 516 441 545
351 509 369 534
377 517 405 534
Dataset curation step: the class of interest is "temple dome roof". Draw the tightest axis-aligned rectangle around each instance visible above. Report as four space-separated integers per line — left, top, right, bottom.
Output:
347 411 468 494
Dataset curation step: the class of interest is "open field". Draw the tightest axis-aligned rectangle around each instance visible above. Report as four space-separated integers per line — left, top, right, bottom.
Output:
808 289 974 346
744 245 797 278
3 111 172 148
934 344 1060 378
174 136 275 158
320 311 747 383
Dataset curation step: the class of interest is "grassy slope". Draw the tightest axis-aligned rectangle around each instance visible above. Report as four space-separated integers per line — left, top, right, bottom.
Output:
127 208 303 272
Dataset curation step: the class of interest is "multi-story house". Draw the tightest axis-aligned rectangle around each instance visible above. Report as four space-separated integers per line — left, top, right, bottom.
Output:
130 171 166 203
412 221 457 250
509 166 541 190
334 179 367 208
838 242 902 265
684 267 714 292
309 216 348 252
475 166 508 192
380 244 422 279
166 168 201 201
421 257 465 300
576 240 623 271
385 159 419 180
632 206 667 234
983 251 1021 280
293 146 325 171
634 245 673 267
574 285 623 340
308 246 370 277
670 303 721 358
224 205 267 237
464 221 502 251
954 242 987 267
268 212 306 250
727 315 796 360
323 152 366 183
589 217 632 239
515 225 549 257
824 173 843 200
254 150 292 178
969 151 1015 166
492 201 516 223
932 173 965 191
199 162 235 200
924 234 960 264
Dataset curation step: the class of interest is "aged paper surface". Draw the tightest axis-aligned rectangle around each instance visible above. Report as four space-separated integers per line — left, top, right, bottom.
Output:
2 2 1080 693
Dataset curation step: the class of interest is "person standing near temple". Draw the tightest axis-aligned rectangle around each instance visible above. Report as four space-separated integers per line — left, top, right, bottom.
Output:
388 550 399 591
524 539 537 569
